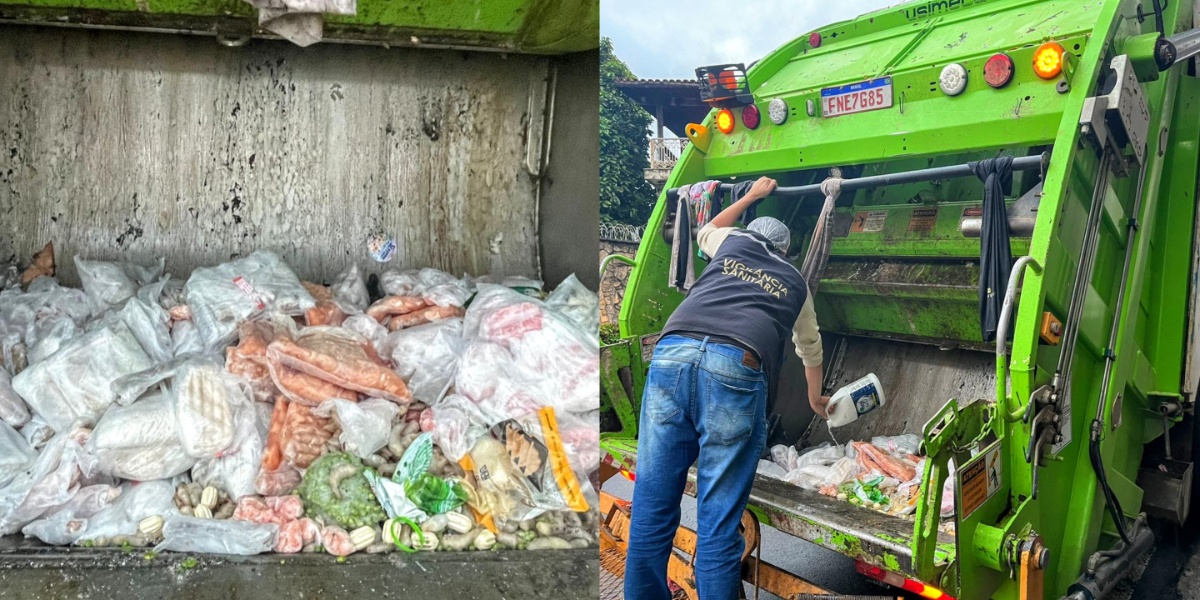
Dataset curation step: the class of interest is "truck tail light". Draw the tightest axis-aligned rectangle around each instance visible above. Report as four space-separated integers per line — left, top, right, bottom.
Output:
984 53 1015 88
741 105 761 129
715 109 735 134
619 468 636 482
1033 42 1065 79
856 562 955 600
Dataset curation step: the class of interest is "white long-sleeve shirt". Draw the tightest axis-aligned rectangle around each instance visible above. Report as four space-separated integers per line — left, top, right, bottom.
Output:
696 223 824 367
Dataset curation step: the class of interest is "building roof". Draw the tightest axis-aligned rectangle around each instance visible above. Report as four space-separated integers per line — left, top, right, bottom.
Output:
613 78 710 137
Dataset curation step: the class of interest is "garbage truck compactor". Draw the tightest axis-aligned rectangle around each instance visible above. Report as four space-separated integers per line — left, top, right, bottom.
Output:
600 0 1200 598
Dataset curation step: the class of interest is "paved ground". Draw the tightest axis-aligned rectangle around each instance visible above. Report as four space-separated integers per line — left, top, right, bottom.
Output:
0 540 598 600
605 476 1200 599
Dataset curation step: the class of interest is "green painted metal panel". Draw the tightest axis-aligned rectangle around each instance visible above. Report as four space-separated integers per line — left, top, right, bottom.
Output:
0 0 598 54
607 0 1200 597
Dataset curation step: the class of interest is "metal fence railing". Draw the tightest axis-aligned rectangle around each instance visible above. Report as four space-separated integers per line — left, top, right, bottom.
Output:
648 137 688 170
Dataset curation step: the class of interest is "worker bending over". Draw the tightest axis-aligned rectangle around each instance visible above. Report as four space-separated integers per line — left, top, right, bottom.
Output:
624 176 829 599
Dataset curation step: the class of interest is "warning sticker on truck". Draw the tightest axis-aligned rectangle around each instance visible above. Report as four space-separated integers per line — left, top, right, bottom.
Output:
908 208 938 232
958 442 1002 519
850 211 888 233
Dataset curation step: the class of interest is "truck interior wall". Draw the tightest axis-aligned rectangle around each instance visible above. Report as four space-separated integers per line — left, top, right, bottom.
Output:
538 49 600 290
804 337 996 447
0 25 549 284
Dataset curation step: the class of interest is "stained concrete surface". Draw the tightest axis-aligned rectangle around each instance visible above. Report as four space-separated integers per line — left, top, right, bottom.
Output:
607 474 1200 599
0 542 598 600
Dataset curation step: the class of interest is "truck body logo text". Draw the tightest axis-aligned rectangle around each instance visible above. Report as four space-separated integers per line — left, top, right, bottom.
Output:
902 0 975 20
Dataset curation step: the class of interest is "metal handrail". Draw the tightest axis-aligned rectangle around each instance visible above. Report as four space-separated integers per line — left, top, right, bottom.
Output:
665 153 1048 198
600 253 636 281
996 255 1041 422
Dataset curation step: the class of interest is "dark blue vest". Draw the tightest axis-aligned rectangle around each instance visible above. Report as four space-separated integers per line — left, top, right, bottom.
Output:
662 229 809 398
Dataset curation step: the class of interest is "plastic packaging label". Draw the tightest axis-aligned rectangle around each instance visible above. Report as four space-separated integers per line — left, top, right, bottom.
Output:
368 236 397 263
232 276 265 310
851 383 881 416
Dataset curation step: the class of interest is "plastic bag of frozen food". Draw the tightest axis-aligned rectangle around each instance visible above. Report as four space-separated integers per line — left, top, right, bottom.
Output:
470 274 544 297
386 318 463 404
456 284 598 418
871 434 922 459
0 278 91 362
342 314 389 353
191 389 266 500
756 460 788 480
171 361 240 458
77 480 176 543
823 456 860 486
554 410 599 472
381 268 474 308
0 368 30 427
27 317 80 365
74 255 165 317
110 355 191 406
113 279 174 364
783 465 833 491
267 326 410 406
332 264 370 313
171 319 204 358
12 319 153 433
463 407 592 523
20 417 54 452
795 443 845 468
0 431 86 535
314 398 398 459
22 484 122 545
225 318 295 403
0 421 37 488
544 274 599 336
185 251 315 351
770 444 801 472
87 393 196 481
428 394 489 462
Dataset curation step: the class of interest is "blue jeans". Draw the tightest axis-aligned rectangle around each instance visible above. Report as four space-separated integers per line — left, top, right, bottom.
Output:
623 335 768 600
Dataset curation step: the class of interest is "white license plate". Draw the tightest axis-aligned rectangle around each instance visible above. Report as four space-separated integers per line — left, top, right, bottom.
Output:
820 77 894 117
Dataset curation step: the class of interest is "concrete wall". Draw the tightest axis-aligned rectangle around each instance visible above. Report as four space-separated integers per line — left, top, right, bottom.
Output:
538 49 600 291
0 26 554 285
599 239 637 325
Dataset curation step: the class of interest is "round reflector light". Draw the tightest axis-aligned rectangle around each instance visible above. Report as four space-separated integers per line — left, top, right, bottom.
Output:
741 105 761 129
939 63 968 96
809 32 822 48
1034 42 1065 79
768 98 788 125
715 109 735 134
984 53 1015 88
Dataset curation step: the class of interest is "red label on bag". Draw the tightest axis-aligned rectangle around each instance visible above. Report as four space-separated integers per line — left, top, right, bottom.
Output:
233 276 265 310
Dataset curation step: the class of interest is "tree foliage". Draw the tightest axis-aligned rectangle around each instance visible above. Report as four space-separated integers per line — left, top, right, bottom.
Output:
599 37 655 226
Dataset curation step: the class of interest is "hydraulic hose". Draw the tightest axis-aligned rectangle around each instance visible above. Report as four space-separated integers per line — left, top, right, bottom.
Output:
1087 147 1152 549
1152 0 1165 37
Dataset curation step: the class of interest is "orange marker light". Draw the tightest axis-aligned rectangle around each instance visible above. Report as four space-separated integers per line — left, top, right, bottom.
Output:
715 109 735 134
1033 42 1065 79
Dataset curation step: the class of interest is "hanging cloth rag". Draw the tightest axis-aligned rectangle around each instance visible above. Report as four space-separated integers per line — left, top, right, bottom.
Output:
970 155 1015 342
241 0 356 47
688 180 723 260
669 185 697 293
689 180 722 228
800 173 843 295
729 180 763 224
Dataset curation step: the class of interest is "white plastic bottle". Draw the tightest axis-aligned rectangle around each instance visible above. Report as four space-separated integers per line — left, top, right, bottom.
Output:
825 373 886 428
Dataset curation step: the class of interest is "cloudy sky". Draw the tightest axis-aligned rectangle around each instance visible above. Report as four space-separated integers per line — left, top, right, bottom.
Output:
601 0 901 80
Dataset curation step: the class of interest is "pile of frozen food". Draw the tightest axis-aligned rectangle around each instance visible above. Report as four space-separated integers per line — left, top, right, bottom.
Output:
0 243 599 556
759 435 956 530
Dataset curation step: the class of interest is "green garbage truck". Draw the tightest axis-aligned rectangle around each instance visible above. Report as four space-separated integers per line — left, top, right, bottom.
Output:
599 0 1200 598
0 1 599 597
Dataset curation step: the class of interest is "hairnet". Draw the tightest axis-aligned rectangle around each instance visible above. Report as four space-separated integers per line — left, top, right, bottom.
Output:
747 217 790 254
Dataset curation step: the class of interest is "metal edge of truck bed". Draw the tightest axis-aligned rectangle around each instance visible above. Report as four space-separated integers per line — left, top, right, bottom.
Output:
0 536 599 599
683 470 954 582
